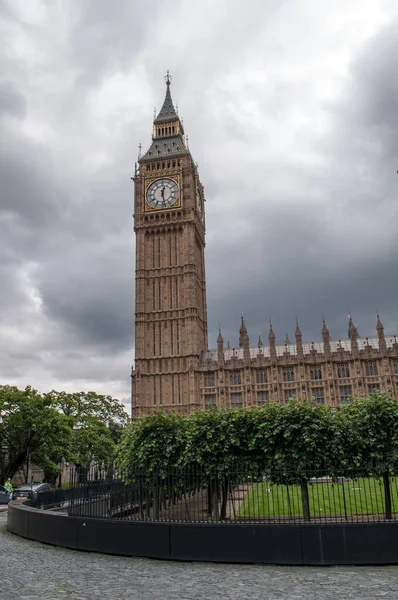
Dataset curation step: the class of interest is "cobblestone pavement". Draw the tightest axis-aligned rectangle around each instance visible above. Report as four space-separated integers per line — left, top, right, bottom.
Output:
1 512 398 600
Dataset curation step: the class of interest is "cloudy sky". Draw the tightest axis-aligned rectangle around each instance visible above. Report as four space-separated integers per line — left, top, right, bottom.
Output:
1 0 397 411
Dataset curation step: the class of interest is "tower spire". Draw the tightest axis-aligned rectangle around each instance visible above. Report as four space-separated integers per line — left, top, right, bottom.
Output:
376 312 387 353
154 71 178 123
217 325 224 365
322 316 331 357
295 318 304 361
348 313 359 355
140 74 187 162
269 319 277 361
239 315 250 363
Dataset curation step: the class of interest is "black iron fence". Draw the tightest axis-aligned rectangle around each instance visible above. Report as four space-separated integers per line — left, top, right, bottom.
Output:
28 466 398 525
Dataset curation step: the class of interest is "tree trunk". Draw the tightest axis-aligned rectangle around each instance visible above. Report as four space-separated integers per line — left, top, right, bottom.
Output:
300 479 311 522
383 471 392 520
220 475 228 520
207 479 213 516
43 470 58 485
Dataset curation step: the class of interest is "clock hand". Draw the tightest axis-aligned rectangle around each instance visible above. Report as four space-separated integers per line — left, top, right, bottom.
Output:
160 186 165 199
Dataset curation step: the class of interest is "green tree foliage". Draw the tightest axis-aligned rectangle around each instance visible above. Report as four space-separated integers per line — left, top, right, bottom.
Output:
339 394 398 518
0 385 73 484
116 411 187 478
185 408 256 474
45 390 129 427
0 386 128 485
45 390 129 481
116 395 397 521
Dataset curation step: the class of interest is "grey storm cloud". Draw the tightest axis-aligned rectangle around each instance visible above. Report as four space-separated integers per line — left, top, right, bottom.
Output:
0 0 397 410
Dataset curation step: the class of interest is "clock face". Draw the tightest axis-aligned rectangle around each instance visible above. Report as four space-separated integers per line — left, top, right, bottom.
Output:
146 178 179 209
197 187 204 219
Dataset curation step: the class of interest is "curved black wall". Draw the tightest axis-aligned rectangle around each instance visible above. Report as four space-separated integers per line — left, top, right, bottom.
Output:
7 502 398 565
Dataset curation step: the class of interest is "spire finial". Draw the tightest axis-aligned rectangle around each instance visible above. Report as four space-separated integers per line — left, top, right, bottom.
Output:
138 143 142 159
165 70 172 86
153 107 156 120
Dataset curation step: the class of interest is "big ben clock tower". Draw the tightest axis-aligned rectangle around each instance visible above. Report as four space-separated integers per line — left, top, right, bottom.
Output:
131 73 208 416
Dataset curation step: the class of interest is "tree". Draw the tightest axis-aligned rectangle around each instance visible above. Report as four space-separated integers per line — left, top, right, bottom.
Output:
45 390 129 427
0 385 73 484
340 394 398 519
254 399 337 521
117 411 188 477
116 411 189 519
45 390 129 482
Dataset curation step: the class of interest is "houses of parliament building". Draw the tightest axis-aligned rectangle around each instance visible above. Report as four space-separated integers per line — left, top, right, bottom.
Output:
131 75 398 417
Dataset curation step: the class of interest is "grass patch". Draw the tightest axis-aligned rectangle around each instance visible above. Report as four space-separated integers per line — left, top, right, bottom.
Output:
238 477 398 519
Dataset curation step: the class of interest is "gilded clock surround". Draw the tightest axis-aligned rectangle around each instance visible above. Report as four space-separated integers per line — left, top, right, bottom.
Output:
145 175 181 211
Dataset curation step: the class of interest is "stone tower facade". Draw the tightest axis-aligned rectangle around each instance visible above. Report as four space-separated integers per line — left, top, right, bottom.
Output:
131 74 207 417
131 77 398 417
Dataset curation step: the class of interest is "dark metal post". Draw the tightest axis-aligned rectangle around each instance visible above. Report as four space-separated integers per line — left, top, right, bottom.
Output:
26 424 31 483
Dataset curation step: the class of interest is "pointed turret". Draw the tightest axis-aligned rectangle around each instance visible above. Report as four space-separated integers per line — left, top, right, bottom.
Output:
376 312 387 353
140 72 188 162
217 326 224 365
285 334 291 345
295 318 304 360
154 71 179 123
348 313 359 354
258 334 263 349
322 317 331 357
239 316 250 363
269 320 277 361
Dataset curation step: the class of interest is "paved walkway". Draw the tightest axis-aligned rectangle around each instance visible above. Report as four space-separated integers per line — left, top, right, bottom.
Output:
1 511 398 599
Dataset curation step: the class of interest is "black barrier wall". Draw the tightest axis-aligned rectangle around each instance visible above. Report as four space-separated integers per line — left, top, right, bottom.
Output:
7 502 398 565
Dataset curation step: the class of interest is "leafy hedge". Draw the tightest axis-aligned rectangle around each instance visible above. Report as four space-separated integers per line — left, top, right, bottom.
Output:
117 395 398 476
116 394 398 520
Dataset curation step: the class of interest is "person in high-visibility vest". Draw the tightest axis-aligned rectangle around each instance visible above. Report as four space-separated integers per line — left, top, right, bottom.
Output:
4 478 13 500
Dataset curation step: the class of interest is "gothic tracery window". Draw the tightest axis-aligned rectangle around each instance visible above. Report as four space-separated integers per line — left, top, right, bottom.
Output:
312 387 325 404
340 385 352 404
205 394 216 409
283 368 295 382
310 367 322 380
231 393 243 408
230 372 242 385
204 373 216 387
337 363 350 378
365 361 378 377
257 391 269 405
284 389 296 401
368 383 380 394
256 370 268 384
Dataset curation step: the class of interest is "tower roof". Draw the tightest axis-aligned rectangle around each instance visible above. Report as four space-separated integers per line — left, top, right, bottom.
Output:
269 320 276 341
295 318 302 337
140 72 189 163
322 317 329 336
154 72 178 124
348 313 359 339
